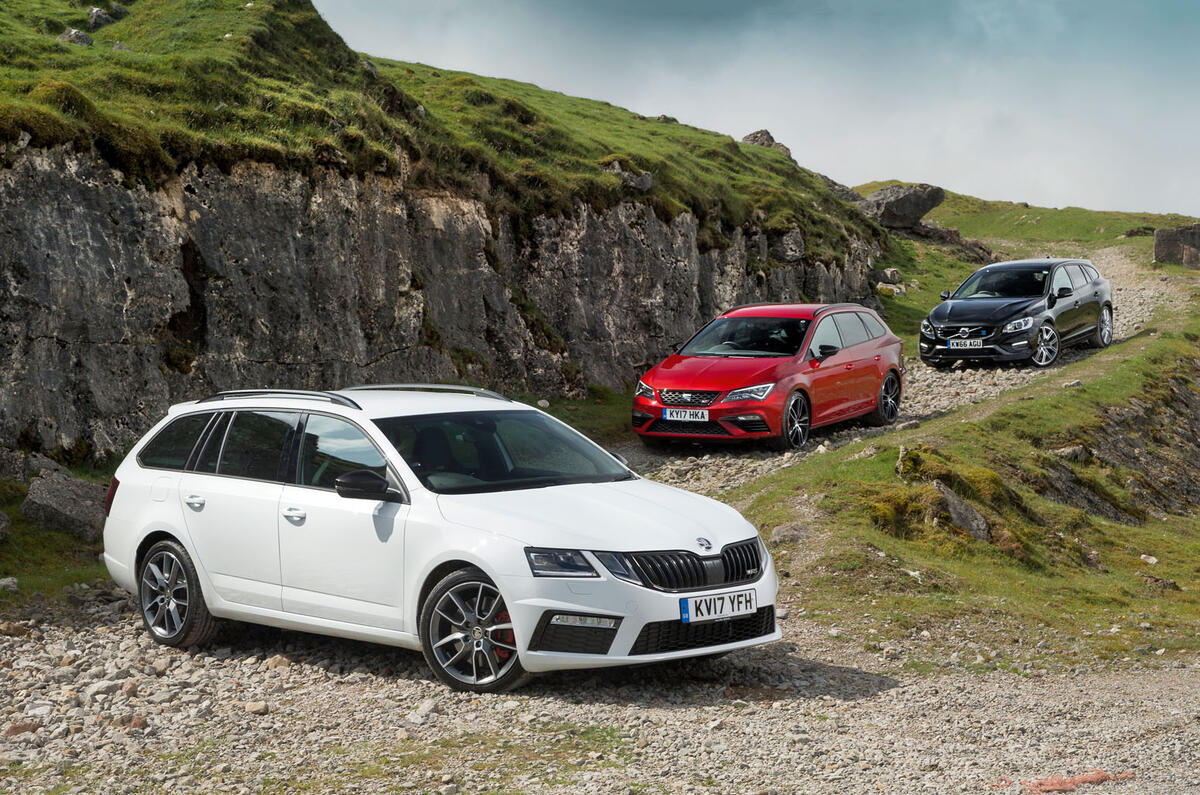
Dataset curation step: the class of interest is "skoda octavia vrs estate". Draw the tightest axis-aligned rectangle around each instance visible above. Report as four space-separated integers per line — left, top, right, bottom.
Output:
633 303 904 451
102 385 780 692
919 258 1113 369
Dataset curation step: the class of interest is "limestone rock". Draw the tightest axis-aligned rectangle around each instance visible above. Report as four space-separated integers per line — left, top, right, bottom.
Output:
0 577 17 594
0 510 8 544
88 7 116 30
57 28 94 46
932 480 989 541
858 183 945 229
601 160 653 192
21 472 107 542
769 228 805 263
1154 224 1200 267
245 700 270 715
741 129 792 160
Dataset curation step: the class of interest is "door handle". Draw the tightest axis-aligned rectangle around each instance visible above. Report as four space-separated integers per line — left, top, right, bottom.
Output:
282 508 307 523
184 495 206 510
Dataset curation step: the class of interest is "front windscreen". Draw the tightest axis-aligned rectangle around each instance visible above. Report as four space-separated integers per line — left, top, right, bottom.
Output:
680 316 811 357
953 267 1050 299
373 410 631 494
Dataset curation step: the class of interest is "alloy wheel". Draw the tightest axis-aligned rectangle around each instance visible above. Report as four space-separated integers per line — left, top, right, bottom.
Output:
784 394 810 448
428 581 518 686
140 550 190 639
1031 325 1059 367
879 374 901 422
1099 307 1113 345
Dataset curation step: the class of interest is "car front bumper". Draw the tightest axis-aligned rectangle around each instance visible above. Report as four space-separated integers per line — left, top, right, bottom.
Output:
631 393 782 440
918 328 1038 363
499 553 780 672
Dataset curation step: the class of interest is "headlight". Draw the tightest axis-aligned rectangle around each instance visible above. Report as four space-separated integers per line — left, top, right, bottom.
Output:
920 319 934 336
592 551 643 585
525 548 598 577
635 380 655 400
725 383 775 402
1002 317 1035 334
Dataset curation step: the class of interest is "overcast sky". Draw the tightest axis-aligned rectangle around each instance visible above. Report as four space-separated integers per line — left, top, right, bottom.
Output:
312 0 1199 216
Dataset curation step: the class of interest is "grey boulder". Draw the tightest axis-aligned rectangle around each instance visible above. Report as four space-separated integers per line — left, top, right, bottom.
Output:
741 129 792 160
1154 224 1200 268
0 510 9 544
57 28 94 46
932 480 989 541
21 472 107 542
88 7 116 30
858 183 945 229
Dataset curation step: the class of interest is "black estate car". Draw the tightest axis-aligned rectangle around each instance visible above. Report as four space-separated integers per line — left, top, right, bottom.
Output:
919 259 1113 368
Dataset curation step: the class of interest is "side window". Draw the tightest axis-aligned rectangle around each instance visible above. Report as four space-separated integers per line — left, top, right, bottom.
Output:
138 413 214 470
1050 267 1073 294
859 313 886 339
807 318 843 358
195 412 231 473
1082 264 1100 281
298 415 387 489
216 411 295 481
833 313 870 348
1066 264 1089 290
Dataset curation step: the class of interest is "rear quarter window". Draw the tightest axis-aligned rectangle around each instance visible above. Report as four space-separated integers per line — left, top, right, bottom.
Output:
137 413 214 470
833 313 870 347
859 313 886 339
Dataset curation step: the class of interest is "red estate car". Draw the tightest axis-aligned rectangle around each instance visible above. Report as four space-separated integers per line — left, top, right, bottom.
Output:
632 303 904 451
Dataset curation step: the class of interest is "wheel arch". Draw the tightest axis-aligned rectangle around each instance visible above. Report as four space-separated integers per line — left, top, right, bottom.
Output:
135 530 185 574
417 558 487 621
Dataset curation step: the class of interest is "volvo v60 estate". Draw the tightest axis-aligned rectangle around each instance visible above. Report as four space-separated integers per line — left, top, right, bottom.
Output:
102 385 780 692
919 258 1113 368
633 303 905 451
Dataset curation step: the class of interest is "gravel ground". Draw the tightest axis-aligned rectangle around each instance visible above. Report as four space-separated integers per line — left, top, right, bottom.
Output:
2 591 1197 794
620 246 1171 495
4 247 1195 794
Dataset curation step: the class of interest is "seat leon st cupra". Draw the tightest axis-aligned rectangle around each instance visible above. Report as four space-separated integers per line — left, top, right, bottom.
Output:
102 385 780 692
632 303 905 451
919 258 1113 368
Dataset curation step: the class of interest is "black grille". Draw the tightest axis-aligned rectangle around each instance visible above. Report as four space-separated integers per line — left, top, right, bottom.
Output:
935 325 992 340
659 390 721 407
645 419 730 436
628 539 762 592
630 606 775 655
730 415 770 434
721 538 763 583
528 612 620 654
631 411 654 428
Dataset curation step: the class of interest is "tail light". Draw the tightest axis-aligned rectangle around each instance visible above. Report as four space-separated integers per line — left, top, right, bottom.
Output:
104 477 120 517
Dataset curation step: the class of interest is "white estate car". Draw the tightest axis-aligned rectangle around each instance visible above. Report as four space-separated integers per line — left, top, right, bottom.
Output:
102 385 781 692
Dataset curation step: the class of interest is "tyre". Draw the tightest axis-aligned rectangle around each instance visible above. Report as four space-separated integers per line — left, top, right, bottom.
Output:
768 392 810 452
419 567 531 693
1089 305 1114 348
1030 323 1060 367
138 539 220 648
866 371 902 426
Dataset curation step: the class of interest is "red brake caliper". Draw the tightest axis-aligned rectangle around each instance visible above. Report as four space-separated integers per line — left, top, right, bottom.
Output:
494 609 514 659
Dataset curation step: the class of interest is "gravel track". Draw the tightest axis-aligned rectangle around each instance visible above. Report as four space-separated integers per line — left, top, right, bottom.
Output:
4 247 1196 794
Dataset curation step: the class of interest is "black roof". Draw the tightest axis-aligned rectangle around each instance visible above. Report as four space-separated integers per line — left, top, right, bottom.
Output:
980 258 1090 270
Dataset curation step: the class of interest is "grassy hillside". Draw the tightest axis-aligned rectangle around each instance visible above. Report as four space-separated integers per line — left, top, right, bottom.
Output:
0 0 881 260
857 179 1197 244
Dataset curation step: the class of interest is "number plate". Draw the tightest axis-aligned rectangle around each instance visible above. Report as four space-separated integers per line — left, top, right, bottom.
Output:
679 589 757 624
664 408 709 421
947 339 983 349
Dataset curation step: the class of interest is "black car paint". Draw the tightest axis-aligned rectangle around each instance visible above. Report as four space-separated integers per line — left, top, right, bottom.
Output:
919 259 1113 366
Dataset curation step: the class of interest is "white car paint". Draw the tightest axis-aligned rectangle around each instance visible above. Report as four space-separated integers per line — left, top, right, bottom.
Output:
103 389 780 683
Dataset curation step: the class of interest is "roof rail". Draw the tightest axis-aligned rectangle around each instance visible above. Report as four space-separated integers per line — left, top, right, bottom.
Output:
813 303 860 315
344 383 512 402
197 389 362 410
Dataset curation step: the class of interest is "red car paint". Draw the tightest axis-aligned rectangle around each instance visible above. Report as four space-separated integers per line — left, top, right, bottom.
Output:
632 303 904 444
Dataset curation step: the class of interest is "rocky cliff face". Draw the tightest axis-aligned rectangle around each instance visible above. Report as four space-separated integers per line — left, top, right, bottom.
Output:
0 147 881 457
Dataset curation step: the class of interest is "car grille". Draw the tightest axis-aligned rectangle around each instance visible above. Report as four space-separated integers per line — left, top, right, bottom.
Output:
628 538 762 592
659 389 721 407
630 606 775 655
645 419 730 436
935 325 992 340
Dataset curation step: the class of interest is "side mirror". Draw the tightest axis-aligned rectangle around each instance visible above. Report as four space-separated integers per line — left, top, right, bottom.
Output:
1056 286 1073 298
335 469 390 500
939 290 951 301
608 450 629 467
817 344 840 359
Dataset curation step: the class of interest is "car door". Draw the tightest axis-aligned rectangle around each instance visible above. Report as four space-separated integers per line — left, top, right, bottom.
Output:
832 312 878 414
278 413 409 630
1066 263 1100 334
177 410 295 611
800 317 848 424
1048 265 1082 337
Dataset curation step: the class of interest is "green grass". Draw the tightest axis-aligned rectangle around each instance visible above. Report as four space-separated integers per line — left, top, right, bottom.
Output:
857 180 1197 245
0 0 885 263
0 480 106 603
873 238 979 348
738 287 1200 664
